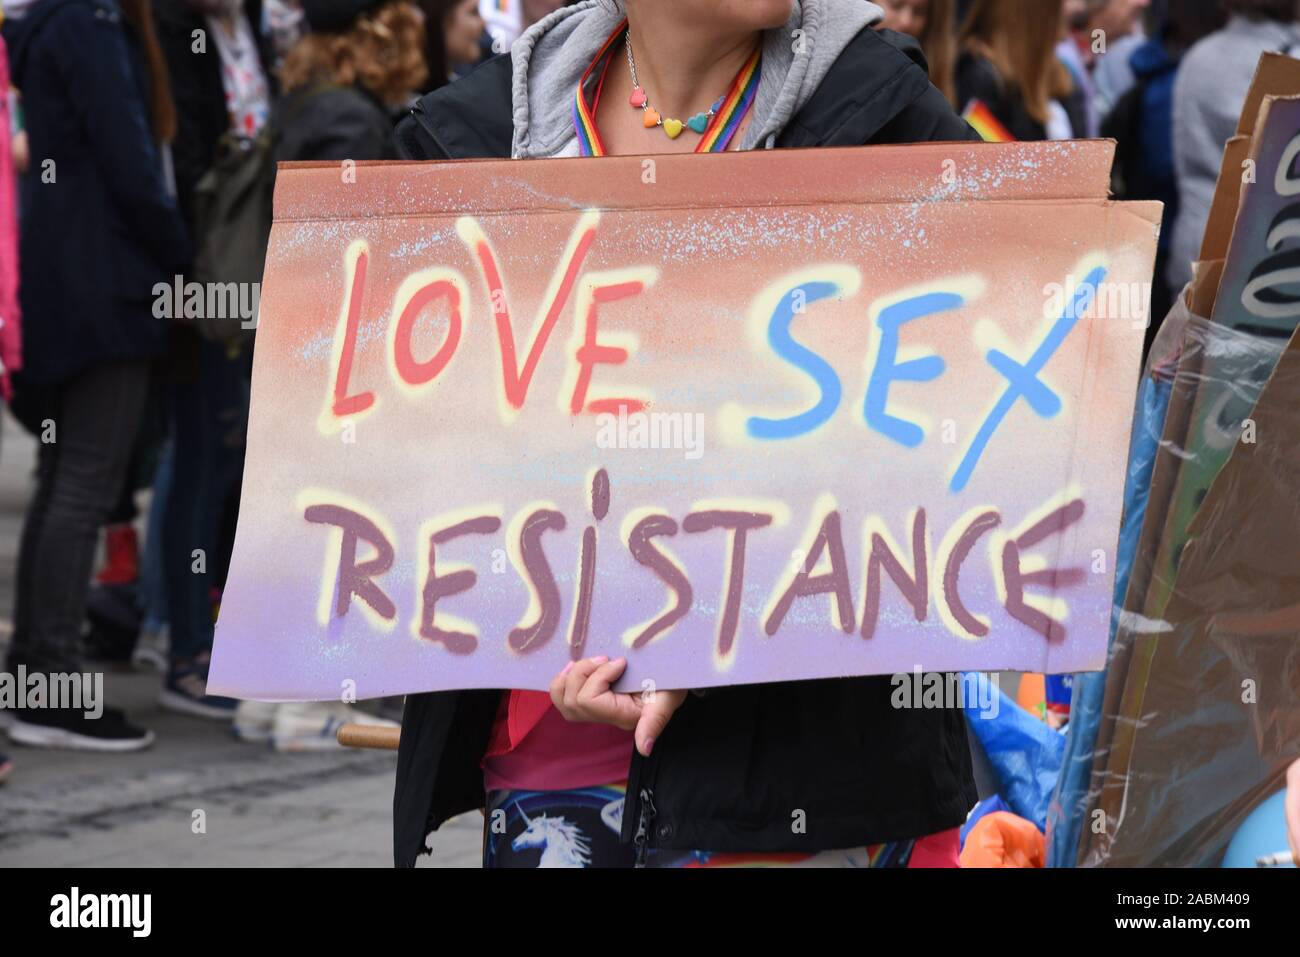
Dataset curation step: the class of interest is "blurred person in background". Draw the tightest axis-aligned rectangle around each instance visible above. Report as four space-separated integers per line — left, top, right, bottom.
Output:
3 0 189 750
878 0 957 103
0 15 17 404
4 2 24 191
956 0 1076 140
228 0 422 750
1057 0 1149 137
277 0 427 156
1168 0 1300 294
155 0 273 216
479 0 572 57
1090 0 1149 114
3 0 156 670
152 0 273 720
478 0 519 49
419 0 485 92
1103 0 1225 350
0 10 18 783
262 0 304 64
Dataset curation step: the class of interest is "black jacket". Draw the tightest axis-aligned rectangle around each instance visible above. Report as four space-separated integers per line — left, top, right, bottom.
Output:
955 52 1050 142
5 0 190 384
273 85 399 164
153 0 275 224
152 0 274 377
392 27 981 868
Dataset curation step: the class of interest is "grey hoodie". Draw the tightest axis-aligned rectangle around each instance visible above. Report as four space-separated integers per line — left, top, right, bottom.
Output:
509 0 883 159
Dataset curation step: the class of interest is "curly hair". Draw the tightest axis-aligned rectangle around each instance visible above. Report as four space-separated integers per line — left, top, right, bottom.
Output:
280 1 429 106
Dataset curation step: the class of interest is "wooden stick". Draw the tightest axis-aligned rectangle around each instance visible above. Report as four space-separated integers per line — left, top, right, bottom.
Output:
336 723 400 750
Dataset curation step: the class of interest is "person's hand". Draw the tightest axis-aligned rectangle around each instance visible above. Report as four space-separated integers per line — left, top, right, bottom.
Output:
549 656 687 757
1286 758 1300 865
12 129 29 176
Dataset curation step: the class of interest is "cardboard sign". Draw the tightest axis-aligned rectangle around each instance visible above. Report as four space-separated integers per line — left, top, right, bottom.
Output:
208 142 1159 700
1082 93 1300 866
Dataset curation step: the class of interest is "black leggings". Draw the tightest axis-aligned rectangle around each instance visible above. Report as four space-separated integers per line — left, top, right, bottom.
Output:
8 360 150 676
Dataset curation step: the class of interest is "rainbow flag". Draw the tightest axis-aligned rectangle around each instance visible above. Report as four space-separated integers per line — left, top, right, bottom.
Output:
962 99 1015 143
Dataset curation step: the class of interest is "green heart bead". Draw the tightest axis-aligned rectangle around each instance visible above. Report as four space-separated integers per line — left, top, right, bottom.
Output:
687 112 710 134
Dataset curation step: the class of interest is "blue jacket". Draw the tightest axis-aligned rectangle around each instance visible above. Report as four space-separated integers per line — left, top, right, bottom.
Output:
6 0 190 384
1103 38 1180 254
1129 39 1179 219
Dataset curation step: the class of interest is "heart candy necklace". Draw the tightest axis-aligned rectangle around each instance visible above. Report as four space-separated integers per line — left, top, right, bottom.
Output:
572 21 761 157
624 30 761 148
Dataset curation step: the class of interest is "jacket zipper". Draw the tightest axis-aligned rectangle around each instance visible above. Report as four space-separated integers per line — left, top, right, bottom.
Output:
632 787 657 868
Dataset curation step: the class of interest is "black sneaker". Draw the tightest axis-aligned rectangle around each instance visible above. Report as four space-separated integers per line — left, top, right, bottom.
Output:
7 706 155 752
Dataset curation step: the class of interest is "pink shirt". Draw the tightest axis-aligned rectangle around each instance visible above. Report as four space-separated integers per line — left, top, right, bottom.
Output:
481 690 634 792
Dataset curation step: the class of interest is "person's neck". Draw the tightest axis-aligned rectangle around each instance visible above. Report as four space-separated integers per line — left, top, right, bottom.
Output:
623 6 761 120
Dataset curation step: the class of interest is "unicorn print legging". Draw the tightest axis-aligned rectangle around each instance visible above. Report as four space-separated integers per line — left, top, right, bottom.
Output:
483 784 935 868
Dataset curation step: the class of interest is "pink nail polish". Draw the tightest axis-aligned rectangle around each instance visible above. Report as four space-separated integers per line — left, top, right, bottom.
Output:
592 655 609 664
561 661 574 675
642 737 655 756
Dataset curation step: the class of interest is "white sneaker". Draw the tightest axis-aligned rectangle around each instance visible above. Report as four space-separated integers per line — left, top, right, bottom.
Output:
271 702 399 752
132 625 169 672
232 700 278 743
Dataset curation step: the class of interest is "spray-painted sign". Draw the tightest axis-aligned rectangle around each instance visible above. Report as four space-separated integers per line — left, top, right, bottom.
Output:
209 142 1159 700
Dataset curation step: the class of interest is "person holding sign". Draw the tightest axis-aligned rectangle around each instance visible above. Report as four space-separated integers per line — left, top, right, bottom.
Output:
392 0 982 868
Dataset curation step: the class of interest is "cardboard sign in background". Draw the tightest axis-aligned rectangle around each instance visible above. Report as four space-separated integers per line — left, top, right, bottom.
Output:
209 142 1159 700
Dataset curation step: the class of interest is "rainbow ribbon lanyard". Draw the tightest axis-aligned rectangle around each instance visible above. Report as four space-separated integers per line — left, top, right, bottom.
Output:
573 20 762 157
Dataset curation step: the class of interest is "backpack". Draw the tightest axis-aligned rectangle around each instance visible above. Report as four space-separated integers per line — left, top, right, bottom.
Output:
188 85 338 345
188 126 275 345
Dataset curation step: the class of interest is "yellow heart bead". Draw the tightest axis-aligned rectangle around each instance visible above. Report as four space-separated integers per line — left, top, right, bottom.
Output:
663 118 684 139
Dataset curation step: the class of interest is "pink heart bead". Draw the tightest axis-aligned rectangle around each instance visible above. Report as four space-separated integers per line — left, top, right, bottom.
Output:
629 87 647 108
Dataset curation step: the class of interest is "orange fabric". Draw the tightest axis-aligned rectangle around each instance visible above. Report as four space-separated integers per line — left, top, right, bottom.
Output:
959 812 1046 868
1016 672 1046 718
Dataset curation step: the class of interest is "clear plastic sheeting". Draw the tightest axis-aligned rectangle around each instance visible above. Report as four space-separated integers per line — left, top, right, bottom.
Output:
1047 296 1300 867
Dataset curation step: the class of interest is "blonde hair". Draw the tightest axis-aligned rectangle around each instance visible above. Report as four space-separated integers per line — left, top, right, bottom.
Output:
917 0 957 104
280 1 429 106
959 0 1073 126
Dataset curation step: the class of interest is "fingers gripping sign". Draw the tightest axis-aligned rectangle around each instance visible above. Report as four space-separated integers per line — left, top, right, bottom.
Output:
549 656 687 757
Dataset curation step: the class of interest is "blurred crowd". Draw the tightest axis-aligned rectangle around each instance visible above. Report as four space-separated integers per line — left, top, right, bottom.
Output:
887 0 1292 343
0 0 1293 778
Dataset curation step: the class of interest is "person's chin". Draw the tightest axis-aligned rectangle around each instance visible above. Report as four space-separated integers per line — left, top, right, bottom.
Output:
754 0 797 29
714 0 795 32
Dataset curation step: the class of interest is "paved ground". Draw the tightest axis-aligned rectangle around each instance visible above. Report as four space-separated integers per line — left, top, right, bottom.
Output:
0 413 482 867
0 410 1005 868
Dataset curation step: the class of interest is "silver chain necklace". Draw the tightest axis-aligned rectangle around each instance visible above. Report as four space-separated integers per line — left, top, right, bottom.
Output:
623 31 727 140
